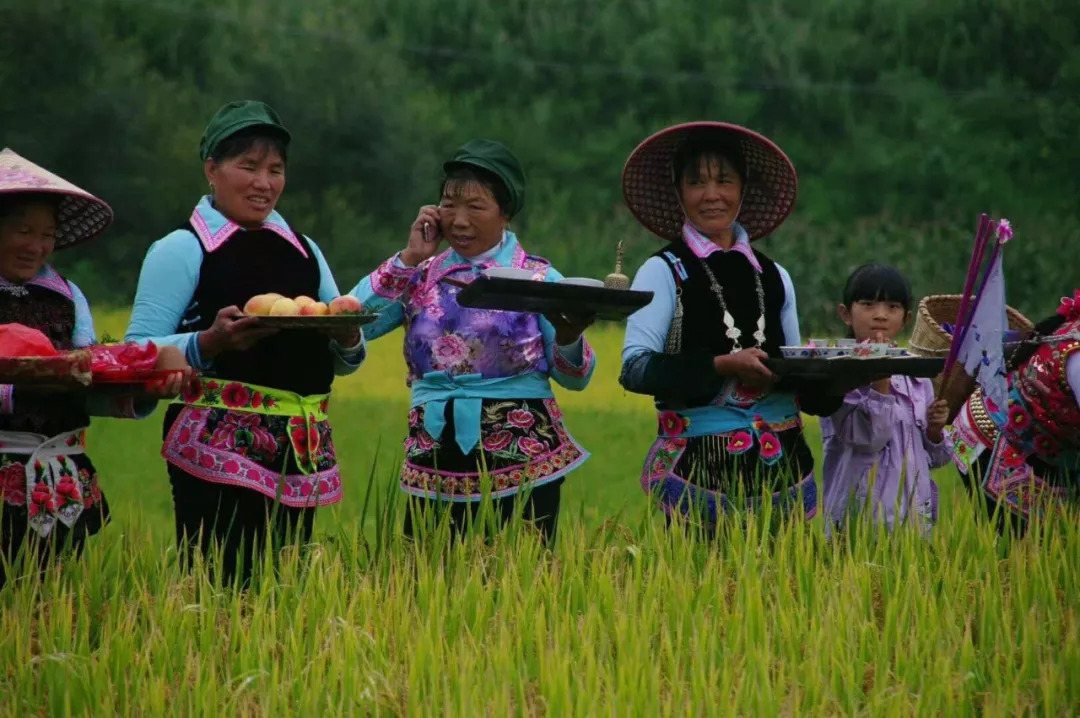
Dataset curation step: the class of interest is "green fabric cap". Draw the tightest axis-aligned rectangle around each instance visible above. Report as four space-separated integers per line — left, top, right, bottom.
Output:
443 139 526 217
199 100 291 161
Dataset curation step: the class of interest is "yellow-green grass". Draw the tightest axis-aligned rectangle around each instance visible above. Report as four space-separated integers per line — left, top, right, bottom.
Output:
0 310 1075 715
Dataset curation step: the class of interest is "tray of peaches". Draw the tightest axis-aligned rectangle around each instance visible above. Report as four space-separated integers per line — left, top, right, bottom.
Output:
238 293 376 329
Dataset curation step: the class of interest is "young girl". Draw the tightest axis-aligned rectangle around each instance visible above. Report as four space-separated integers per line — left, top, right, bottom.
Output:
820 263 952 534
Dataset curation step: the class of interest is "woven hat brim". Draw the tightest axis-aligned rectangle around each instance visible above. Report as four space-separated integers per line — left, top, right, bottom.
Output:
622 122 798 241
0 149 114 250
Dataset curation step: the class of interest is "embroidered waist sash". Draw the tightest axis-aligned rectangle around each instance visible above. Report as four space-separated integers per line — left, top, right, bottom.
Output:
0 428 87 537
410 371 554 454
657 393 800 439
178 378 330 475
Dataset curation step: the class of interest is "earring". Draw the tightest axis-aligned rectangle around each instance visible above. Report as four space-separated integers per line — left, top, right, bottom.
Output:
208 181 215 195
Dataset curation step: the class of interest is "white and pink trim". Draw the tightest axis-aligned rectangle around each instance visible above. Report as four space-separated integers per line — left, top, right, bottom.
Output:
189 198 309 257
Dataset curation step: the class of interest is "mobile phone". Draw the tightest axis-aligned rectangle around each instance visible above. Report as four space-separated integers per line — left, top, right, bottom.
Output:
423 220 441 243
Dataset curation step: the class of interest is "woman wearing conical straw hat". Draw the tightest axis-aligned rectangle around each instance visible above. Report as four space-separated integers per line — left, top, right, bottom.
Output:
619 122 838 535
0 149 188 586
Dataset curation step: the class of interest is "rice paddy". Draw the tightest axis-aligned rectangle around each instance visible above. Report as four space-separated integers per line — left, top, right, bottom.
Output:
1 311 1077 715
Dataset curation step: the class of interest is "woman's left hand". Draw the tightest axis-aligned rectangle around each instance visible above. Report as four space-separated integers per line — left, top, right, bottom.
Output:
545 312 596 345
327 327 362 349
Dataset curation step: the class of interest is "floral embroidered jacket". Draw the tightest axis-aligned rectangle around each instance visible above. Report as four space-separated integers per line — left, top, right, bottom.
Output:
350 232 596 500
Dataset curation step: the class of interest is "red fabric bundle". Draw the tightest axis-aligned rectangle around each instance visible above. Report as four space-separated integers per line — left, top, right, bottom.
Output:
0 324 59 357
90 342 159 373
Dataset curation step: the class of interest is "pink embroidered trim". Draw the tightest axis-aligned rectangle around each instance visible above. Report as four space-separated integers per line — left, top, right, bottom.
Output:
552 337 595 378
369 254 417 299
0 385 13 414
682 223 761 272
0 265 74 299
162 406 341 508
189 205 309 258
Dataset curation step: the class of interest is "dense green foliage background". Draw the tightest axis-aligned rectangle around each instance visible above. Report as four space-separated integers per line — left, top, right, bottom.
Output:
3 0 1077 331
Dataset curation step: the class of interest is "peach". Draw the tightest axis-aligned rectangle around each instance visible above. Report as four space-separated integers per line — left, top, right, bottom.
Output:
294 295 317 308
300 301 330 316
329 295 363 315
269 298 300 316
243 293 282 316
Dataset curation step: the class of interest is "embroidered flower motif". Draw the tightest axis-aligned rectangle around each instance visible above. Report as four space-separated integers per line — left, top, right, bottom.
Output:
0 462 26 505
408 408 419 427
415 431 436 452
726 431 754 455
251 391 264 410
221 382 251 409
1007 404 1032 431
758 432 782 463
1058 289 1080 321
431 333 470 369
1001 445 1025 468
1033 432 1060 457
507 409 535 429
182 380 204 403
55 473 82 503
517 436 547 457
658 411 689 437
29 483 57 517
483 430 514 452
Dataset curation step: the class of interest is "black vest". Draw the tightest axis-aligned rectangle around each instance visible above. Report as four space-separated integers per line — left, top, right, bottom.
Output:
0 282 90 435
654 240 787 359
178 223 334 397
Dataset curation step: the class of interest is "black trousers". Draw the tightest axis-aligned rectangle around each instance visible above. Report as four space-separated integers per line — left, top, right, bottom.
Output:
0 504 96 589
402 478 564 546
168 466 316 587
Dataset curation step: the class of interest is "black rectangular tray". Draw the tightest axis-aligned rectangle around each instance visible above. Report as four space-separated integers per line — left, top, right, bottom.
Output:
456 276 653 320
766 356 945 393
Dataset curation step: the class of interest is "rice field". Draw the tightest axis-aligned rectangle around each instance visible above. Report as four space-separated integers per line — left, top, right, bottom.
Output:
1 311 1077 715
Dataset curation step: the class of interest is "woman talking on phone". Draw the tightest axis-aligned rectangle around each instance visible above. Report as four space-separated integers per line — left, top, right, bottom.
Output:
350 140 596 545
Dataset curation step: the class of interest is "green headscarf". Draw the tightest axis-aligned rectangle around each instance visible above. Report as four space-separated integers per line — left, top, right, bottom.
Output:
199 100 291 161
443 139 526 217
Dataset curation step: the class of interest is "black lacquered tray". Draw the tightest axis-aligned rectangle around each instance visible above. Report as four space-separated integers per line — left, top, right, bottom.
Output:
456 277 653 320
766 357 945 393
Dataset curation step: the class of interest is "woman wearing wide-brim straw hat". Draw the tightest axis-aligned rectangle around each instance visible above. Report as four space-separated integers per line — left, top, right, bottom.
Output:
619 122 840 535
0 149 188 586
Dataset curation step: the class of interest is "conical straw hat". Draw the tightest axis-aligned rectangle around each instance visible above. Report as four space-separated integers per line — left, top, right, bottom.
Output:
0 148 113 249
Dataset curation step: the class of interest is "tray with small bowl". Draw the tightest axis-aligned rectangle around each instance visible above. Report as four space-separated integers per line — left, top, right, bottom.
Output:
767 342 944 393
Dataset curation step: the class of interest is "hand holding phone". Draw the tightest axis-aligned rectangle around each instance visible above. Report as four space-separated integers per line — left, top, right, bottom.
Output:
402 205 443 267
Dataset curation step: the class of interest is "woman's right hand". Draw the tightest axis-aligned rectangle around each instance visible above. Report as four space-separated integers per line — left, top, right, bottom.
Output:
713 348 775 389
400 205 443 268
198 306 278 358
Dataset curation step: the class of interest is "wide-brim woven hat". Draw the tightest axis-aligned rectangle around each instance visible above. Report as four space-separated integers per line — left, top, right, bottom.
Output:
622 122 798 242
0 148 114 250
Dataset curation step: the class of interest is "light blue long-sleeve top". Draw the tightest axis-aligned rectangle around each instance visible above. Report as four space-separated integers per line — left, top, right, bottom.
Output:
124 196 365 375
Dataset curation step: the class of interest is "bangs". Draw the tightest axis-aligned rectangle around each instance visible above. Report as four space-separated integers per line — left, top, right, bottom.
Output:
440 165 511 215
211 127 289 165
0 192 60 222
673 135 747 185
842 263 912 310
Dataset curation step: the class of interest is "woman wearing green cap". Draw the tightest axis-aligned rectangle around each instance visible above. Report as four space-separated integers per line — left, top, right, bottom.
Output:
125 100 366 585
351 140 596 544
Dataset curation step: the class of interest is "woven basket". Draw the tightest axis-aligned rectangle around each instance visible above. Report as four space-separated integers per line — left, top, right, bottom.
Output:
908 294 1034 358
909 294 1034 395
